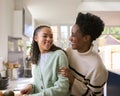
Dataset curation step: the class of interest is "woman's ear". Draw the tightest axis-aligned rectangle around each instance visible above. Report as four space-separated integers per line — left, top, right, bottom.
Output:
84 35 91 42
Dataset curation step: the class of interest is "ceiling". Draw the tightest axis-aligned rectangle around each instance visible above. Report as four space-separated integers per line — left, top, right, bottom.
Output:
24 0 120 25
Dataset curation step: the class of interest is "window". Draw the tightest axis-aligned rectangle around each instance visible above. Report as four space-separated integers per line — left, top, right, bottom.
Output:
102 27 120 40
51 26 58 45
51 25 71 49
98 26 120 73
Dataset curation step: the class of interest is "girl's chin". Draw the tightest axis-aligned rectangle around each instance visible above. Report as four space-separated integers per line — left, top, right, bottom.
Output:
45 46 51 50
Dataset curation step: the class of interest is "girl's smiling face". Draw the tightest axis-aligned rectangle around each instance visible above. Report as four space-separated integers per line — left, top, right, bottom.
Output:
34 27 53 53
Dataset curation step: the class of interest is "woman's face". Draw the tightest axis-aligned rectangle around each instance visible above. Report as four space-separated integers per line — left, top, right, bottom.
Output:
69 24 89 52
34 27 53 53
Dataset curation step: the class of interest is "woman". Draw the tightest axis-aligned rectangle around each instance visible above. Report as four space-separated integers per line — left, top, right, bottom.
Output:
20 25 69 96
60 12 108 96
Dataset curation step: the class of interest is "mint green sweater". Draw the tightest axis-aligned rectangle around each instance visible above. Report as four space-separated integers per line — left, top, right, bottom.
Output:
30 50 69 96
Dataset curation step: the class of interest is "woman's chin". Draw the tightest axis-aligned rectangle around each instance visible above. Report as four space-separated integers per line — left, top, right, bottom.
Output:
71 45 77 49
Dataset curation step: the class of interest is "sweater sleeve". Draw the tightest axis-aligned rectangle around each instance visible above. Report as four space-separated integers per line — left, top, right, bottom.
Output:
71 67 108 96
87 63 108 96
71 78 88 95
72 62 108 96
30 76 69 96
30 50 70 96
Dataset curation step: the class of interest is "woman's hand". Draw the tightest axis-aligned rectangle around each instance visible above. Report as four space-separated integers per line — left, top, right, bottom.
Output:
20 84 32 95
59 67 74 85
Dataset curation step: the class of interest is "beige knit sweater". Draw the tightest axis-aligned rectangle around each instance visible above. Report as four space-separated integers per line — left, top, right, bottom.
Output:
66 47 108 96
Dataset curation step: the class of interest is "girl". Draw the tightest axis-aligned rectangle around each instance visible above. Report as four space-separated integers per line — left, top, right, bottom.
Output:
20 25 69 96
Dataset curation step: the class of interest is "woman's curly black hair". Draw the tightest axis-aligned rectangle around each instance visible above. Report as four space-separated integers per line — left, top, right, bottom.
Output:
75 12 105 42
30 25 65 64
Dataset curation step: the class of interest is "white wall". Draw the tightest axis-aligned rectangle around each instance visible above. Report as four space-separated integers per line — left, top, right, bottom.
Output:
0 0 33 60
0 0 14 61
90 12 120 26
13 10 23 37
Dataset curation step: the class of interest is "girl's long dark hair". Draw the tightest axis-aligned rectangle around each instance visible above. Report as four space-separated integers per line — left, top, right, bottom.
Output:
30 25 66 64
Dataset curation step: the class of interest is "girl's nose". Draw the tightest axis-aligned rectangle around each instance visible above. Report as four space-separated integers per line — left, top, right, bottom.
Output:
47 36 53 41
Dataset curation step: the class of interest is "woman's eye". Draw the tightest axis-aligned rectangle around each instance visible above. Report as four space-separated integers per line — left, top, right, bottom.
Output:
71 34 76 37
50 35 53 38
43 35 47 38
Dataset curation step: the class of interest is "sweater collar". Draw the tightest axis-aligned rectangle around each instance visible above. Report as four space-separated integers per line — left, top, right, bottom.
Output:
77 45 93 55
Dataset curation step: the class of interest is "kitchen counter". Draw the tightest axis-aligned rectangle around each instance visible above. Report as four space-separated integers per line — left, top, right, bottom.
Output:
1 78 31 96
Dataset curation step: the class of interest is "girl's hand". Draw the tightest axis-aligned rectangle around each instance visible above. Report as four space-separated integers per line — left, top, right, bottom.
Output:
20 84 32 95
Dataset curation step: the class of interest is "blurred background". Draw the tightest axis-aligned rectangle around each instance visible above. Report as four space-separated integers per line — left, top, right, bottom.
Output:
0 0 120 95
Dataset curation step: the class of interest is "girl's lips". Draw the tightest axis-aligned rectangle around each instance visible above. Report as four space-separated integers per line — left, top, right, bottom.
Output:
45 41 52 45
45 42 52 47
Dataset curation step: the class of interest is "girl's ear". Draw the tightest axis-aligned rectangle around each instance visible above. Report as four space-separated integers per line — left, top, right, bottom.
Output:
34 35 38 42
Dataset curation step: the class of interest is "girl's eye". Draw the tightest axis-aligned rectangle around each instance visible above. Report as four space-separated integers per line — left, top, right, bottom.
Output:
43 35 47 38
43 35 53 38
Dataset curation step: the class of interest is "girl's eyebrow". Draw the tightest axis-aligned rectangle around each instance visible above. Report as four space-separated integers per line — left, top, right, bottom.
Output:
42 33 53 36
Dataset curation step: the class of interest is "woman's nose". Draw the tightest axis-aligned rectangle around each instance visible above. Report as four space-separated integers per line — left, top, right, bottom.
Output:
69 36 72 41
